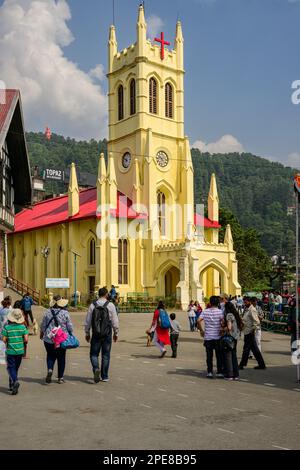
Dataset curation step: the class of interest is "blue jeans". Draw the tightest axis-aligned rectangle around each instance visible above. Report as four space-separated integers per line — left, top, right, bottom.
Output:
7 354 23 383
44 342 66 379
90 334 112 380
188 317 195 331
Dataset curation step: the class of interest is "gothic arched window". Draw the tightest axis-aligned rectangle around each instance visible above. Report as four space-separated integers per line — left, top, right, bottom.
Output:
149 77 158 114
165 82 173 118
157 191 166 236
89 238 96 266
118 84 124 120
130 79 136 115
118 239 128 284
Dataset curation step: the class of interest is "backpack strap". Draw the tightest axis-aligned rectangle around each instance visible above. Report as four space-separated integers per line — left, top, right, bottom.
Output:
46 309 60 330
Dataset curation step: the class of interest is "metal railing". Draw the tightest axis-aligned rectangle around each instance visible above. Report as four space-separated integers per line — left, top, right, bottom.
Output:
6 273 41 305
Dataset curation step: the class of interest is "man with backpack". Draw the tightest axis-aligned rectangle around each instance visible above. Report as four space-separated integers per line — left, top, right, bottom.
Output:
84 287 119 383
21 292 34 326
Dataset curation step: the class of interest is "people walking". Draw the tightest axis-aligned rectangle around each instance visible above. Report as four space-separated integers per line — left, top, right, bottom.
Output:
169 313 181 358
187 301 196 332
239 297 266 370
194 301 202 330
269 291 275 321
198 296 224 378
222 302 243 380
85 287 119 383
21 292 34 326
1 308 28 395
249 297 264 355
40 296 73 384
148 301 171 358
0 297 12 339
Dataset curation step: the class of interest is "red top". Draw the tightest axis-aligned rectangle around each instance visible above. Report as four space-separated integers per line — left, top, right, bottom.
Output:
151 309 171 346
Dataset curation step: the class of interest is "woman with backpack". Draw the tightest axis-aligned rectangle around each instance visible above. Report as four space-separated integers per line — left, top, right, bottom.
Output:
147 301 171 358
221 302 244 380
40 296 73 384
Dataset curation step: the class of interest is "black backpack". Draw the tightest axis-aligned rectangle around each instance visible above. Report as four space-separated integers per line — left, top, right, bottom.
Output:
91 301 112 339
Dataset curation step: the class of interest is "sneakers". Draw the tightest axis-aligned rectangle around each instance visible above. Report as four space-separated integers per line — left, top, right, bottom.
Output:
206 372 213 378
101 378 109 382
45 369 53 384
216 373 224 379
57 378 65 384
11 381 20 395
159 350 167 358
93 369 101 384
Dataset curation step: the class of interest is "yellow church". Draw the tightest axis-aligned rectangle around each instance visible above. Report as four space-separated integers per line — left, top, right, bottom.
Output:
8 5 241 308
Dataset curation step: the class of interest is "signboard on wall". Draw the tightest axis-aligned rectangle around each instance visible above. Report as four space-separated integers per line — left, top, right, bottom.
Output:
46 278 70 289
43 169 65 182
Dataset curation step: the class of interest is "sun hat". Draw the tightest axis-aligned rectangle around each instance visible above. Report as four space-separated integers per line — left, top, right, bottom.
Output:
57 298 68 308
49 295 61 308
7 308 25 324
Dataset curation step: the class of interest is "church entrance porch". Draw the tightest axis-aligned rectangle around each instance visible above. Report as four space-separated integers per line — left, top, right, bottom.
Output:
164 266 180 298
199 261 228 300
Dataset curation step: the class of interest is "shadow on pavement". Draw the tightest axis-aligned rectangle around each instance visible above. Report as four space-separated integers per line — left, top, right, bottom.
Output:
167 365 300 391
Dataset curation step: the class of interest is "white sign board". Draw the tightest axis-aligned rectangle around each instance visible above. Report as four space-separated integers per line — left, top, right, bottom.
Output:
46 278 70 289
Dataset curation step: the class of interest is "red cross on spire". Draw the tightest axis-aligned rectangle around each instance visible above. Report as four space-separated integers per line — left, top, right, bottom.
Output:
154 32 170 60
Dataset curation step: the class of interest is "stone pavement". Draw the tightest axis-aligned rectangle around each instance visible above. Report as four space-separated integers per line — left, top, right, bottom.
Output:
0 301 299 450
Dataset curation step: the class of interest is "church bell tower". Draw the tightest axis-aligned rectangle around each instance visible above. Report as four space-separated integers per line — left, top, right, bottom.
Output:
107 4 194 241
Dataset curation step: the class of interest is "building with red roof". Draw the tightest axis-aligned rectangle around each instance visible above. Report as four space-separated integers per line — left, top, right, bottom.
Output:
0 88 32 300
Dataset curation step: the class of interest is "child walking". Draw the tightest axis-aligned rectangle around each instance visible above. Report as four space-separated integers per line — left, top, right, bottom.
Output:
169 313 181 358
1 309 28 395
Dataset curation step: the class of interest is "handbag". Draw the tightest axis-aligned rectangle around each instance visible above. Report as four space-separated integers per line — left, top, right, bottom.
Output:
60 334 80 349
220 334 235 351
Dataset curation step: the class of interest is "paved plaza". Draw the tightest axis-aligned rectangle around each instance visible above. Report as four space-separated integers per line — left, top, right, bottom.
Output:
0 299 300 451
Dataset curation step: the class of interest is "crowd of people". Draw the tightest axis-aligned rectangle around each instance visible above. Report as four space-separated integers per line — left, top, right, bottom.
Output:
148 294 267 381
0 286 298 395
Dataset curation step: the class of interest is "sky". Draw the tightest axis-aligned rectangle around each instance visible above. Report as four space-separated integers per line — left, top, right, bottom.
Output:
0 0 300 168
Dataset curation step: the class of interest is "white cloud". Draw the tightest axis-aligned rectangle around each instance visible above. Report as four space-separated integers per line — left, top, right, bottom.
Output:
146 14 164 39
287 152 300 169
0 0 107 140
192 134 244 154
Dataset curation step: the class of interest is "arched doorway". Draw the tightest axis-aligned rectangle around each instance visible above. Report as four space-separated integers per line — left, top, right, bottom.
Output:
164 266 180 298
199 261 228 299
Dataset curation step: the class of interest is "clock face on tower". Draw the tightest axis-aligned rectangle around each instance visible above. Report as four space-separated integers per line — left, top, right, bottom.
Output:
122 152 132 169
156 151 169 168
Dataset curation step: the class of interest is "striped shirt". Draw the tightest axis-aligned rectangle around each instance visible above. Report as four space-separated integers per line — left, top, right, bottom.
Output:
199 307 224 340
1 323 28 355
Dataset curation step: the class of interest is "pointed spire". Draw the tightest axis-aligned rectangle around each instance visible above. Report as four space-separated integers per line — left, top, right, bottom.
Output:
68 163 79 217
108 25 118 73
208 173 219 222
175 20 184 69
97 153 107 210
107 152 117 209
224 224 234 250
137 3 146 27
137 3 147 56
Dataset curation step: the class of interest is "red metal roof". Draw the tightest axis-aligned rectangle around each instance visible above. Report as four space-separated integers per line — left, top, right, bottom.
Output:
13 188 146 234
13 187 220 234
0 89 18 134
195 213 221 228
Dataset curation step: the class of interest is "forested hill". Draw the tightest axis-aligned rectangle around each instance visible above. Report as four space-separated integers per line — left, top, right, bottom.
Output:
26 132 297 261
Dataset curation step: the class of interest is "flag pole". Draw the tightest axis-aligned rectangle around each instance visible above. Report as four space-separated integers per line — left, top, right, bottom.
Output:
295 187 299 383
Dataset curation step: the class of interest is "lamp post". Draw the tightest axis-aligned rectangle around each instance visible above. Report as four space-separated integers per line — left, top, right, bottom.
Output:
270 255 289 292
69 250 81 308
41 246 50 289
